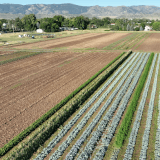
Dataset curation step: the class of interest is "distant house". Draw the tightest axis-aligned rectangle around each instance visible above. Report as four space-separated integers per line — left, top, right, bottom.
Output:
36 29 44 33
91 25 97 29
111 23 115 26
144 26 152 31
147 22 152 24
2 23 7 29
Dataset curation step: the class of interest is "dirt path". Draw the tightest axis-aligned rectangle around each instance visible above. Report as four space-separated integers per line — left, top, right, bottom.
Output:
0 51 121 148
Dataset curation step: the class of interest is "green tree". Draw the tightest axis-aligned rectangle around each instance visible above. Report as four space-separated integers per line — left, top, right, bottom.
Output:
53 15 65 27
74 16 90 29
134 27 140 31
141 22 145 29
14 17 22 31
152 22 160 31
21 14 37 31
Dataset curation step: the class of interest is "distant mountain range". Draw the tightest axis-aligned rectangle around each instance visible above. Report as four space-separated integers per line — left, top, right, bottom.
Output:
0 3 160 19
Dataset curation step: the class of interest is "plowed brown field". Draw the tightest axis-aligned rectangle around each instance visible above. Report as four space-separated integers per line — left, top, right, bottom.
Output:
136 33 160 52
0 50 122 147
13 33 130 49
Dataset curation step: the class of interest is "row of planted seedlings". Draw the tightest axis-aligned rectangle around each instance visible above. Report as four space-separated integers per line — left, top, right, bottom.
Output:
34 52 148 158
33 52 138 160
67 52 145 160
120 33 149 50
1 51 130 160
114 33 147 50
134 33 151 50
116 53 160 160
105 52 155 160
90 52 150 160
103 33 137 50
155 91 160 159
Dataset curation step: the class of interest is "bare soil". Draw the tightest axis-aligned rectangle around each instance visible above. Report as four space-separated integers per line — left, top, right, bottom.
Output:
10 33 130 50
0 50 122 148
136 33 160 52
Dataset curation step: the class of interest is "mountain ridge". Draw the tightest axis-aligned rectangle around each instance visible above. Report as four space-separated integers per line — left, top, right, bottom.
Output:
0 3 160 19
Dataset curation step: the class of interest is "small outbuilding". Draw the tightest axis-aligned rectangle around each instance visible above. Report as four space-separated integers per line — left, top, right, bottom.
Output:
36 29 44 33
144 26 152 31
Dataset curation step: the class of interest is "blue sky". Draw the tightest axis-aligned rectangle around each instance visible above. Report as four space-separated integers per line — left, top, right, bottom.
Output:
0 0 160 7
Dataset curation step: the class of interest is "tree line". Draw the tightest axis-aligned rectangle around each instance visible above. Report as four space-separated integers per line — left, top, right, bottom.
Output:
0 14 160 32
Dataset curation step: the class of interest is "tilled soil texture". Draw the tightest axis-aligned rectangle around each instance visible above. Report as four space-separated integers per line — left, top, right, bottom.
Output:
0 33 90 49
12 33 130 50
0 50 14 56
0 50 122 148
69 33 131 49
12 33 101 49
136 33 160 52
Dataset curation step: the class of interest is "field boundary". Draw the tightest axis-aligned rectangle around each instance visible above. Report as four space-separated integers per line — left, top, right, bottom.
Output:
0 51 131 157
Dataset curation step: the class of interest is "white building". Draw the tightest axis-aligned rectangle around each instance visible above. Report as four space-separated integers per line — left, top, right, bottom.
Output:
36 29 44 33
144 26 152 31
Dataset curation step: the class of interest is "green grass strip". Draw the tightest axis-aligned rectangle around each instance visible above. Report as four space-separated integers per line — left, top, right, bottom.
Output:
0 52 44 65
115 52 154 148
0 51 128 157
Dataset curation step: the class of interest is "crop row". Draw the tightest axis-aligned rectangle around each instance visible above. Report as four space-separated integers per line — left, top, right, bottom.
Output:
103 33 138 50
34 53 136 160
123 53 157 160
48 53 138 160
75 53 145 160
0 51 129 157
155 94 160 159
115 33 147 50
93 53 150 160
0 51 44 65
115 52 154 148
139 53 160 159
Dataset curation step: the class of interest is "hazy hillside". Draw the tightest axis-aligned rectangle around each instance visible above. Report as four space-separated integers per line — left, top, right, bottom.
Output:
0 3 160 19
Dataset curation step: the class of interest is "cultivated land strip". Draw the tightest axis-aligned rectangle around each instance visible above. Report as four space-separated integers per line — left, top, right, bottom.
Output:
137 33 160 52
1 30 160 160
139 53 160 159
0 51 130 158
0 52 120 147
13 33 108 49
123 53 157 160
93 53 150 160
50 53 140 160
73 53 143 160
155 94 160 159
34 52 136 160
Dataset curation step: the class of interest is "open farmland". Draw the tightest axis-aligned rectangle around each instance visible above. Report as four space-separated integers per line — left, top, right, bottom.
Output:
8 33 130 50
1 30 160 160
0 50 122 148
136 33 160 52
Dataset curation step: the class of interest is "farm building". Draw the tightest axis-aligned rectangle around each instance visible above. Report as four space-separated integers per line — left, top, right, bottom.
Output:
91 25 97 29
144 26 152 31
36 29 44 33
111 23 115 26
